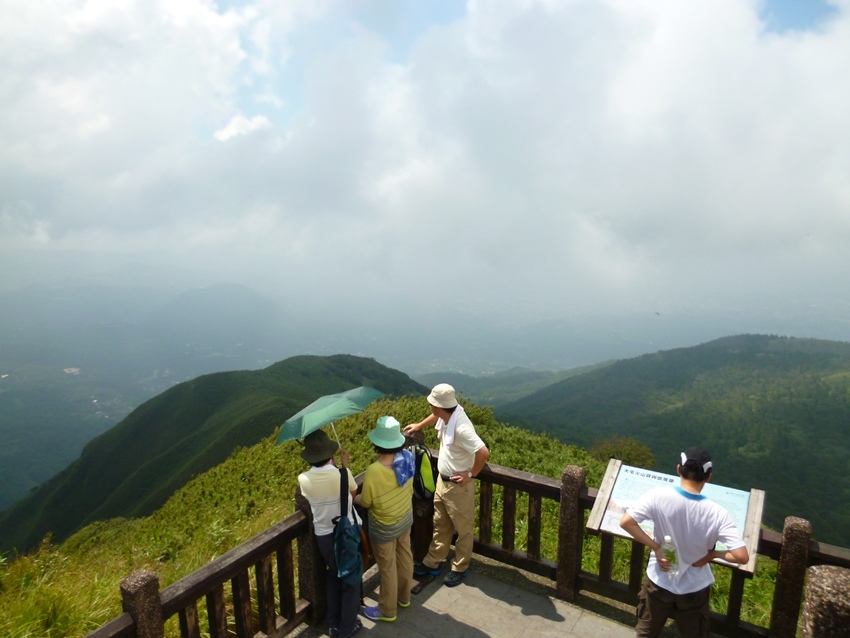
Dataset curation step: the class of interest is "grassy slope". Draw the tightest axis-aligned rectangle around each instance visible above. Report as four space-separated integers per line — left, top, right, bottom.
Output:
0 355 428 554
0 396 612 638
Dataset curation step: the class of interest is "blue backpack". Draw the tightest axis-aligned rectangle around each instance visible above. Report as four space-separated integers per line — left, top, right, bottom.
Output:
332 468 363 586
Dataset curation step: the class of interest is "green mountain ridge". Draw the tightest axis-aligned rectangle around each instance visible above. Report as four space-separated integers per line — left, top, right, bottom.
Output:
4 334 849 558
0 354 428 553
497 334 850 546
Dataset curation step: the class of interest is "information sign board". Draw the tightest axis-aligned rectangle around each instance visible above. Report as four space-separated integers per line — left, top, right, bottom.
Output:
587 459 764 574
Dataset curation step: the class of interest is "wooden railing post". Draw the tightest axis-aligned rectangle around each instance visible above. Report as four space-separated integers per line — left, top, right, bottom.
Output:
769 516 812 638
556 465 586 602
295 487 326 625
120 570 163 638
801 565 850 637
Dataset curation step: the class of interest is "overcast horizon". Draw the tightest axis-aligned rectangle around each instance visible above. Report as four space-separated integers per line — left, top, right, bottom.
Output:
2 0 849 361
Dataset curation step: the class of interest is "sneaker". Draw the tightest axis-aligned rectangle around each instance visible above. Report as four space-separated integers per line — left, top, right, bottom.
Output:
413 561 441 576
363 606 396 622
397 599 411 608
443 570 469 587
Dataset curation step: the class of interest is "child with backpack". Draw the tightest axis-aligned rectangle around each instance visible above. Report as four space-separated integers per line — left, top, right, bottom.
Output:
357 416 415 623
297 430 363 638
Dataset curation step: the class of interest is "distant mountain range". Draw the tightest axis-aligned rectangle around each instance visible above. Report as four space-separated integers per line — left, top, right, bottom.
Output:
11 274 841 515
3 333 849 553
0 354 427 553
0 276 644 511
415 362 610 406
497 334 850 546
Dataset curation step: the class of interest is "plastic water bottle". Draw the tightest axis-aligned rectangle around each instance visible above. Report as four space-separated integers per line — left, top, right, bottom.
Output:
661 535 679 576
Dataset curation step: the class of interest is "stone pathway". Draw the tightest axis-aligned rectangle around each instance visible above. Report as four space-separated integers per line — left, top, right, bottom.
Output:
293 558 638 638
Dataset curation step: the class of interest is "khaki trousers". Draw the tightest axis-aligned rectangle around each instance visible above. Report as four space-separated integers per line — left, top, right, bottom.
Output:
424 475 475 573
372 531 413 617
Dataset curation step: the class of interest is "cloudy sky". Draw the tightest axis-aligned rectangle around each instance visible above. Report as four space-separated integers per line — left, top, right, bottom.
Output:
2 0 849 350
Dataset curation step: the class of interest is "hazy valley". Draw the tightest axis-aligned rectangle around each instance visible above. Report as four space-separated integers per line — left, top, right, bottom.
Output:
2 277 849 550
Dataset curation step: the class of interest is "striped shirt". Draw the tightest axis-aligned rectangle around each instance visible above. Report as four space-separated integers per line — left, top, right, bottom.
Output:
360 461 413 544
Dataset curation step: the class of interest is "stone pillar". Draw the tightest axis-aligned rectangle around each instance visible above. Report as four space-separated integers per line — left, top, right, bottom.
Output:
120 570 163 638
769 516 812 638
295 487 326 625
801 565 850 637
556 465 586 602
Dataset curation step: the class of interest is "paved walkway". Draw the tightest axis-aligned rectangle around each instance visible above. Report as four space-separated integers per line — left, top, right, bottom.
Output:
294 557 638 638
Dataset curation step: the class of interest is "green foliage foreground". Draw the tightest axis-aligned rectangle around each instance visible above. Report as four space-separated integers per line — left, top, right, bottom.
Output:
0 397 776 637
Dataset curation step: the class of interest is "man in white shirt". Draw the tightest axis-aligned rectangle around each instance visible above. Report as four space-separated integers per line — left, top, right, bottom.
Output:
619 447 749 638
403 384 490 587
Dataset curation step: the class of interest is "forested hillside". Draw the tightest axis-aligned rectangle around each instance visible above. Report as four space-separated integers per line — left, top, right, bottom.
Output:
498 334 850 545
415 362 610 406
0 355 427 553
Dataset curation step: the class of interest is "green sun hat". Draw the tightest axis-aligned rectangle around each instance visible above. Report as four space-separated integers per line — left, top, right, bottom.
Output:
368 416 406 449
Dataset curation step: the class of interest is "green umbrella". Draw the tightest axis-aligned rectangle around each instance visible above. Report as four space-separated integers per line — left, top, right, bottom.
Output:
276 386 386 445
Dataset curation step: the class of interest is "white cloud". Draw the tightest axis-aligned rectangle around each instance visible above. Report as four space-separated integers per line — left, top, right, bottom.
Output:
213 114 272 140
1 0 849 340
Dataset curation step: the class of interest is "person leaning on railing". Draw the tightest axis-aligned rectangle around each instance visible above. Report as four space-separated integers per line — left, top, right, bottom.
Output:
403 383 490 587
619 447 749 638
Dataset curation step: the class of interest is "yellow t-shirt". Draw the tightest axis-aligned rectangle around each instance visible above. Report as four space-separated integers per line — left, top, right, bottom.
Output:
360 461 413 543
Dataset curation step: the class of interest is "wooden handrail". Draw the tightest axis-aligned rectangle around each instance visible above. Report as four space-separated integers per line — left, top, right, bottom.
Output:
84 614 135 638
160 511 308 616
88 460 850 638
758 528 850 569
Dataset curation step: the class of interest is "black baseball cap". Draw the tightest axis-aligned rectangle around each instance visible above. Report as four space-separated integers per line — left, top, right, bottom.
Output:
680 447 712 474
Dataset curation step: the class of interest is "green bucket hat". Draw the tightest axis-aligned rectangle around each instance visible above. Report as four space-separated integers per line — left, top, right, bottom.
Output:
368 416 405 449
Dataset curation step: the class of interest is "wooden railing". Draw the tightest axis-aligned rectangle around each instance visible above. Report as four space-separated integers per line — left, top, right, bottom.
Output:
86 458 850 638
86 512 312 638
466 463 850 638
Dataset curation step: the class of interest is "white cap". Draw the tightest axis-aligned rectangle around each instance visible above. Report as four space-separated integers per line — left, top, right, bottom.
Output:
427 383 458 409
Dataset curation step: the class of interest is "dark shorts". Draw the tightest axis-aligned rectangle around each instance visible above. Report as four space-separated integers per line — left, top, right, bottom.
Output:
635 576 711 638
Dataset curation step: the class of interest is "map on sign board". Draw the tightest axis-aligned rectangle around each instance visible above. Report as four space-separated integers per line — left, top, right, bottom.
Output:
596 464 751 551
